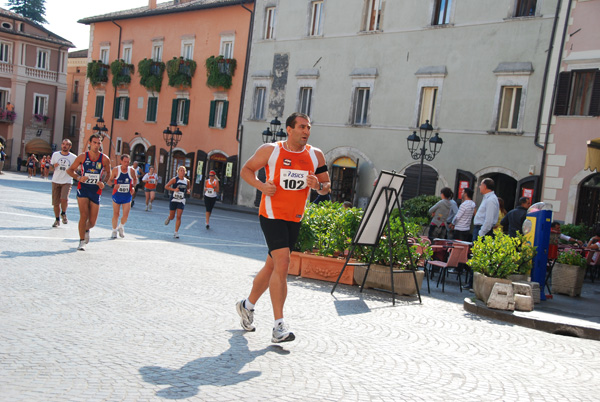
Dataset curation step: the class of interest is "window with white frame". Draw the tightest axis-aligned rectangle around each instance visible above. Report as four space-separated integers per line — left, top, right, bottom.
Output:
122 44 132 64
181 38 194 60
69 115 77 137
491 63 531 133
419 87 438 126
310 1 324 36
152 42 163 62
94 95 105 118
265 7 276 39
171 98 190 125
353 88 370 125
209 100 229 128
498 86 522 131
99 46 110 64
253 87 266 120
0 41 11 63
222 41 233 59
364 0 383 32
299 87 313 117
514 0 537 17
0 89 9 109
413 66 446 128
432 0 452 25
33 94 48 116
114 96 130 120
349 68 377 126
36 49 49 70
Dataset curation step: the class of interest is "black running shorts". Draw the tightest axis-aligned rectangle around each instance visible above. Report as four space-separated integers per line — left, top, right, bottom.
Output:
259 215 301 253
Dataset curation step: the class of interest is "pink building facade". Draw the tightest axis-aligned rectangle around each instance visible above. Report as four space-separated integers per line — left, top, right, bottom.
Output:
542 0 600 227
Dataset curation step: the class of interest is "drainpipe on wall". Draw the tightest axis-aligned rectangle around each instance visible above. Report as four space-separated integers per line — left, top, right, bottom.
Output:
109 20 122 160
234 1 255 205
537 0 573 203
53 45 65 149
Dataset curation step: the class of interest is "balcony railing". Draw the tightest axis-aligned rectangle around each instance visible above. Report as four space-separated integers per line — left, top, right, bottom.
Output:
26 67 57 82
0 62 13 74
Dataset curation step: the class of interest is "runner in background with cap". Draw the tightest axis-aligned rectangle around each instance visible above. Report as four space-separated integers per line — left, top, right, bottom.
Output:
204 170 220 229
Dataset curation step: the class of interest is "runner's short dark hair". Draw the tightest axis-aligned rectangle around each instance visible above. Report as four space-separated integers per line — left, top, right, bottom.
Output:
286 112 310 129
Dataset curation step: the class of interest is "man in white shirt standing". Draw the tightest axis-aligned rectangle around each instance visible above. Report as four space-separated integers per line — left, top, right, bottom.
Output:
50 139 77 228
472 178 499 239
464 178 499 290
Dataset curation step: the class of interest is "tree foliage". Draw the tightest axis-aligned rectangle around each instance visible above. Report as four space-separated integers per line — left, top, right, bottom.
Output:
7 0 48 24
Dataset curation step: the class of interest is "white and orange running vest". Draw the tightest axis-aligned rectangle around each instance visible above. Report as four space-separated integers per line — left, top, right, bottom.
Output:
259 141 319 222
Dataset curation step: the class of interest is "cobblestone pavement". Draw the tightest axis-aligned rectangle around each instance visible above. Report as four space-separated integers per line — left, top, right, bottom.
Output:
1 172 599 401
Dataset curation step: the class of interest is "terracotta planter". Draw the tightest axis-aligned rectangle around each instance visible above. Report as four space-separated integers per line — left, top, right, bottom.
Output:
353 264 424 296
552 263 586 297
288 251 302 276
473 272 512 303
300 253 356 285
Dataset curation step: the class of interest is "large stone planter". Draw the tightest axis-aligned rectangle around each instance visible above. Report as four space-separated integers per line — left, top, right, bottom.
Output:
473 272 512 303
353 264 424 296
300 253 356 285
552 263 586 297
288 251 302 276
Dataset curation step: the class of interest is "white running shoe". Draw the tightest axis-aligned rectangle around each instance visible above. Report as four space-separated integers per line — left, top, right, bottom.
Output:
236 300 255 332
61 213 68 224
174 232 179 239
164 217 170 225
118 226 125 238
84 230 90 244
145 205 148 211
111 230 117 239
272 322 295 343
149 203 152 211
77 241 86 251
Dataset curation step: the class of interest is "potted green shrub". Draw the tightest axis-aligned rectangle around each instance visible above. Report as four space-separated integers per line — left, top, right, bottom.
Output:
401 194 441 235
110 59 135 88
166 57 197 89
86 60 109 86
205 55 237 89
352 211 432 295
552 249 587 297
469 230 536 303
293 202 363 284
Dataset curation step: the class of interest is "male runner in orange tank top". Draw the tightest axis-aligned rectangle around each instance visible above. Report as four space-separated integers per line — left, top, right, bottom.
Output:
236 112 331 343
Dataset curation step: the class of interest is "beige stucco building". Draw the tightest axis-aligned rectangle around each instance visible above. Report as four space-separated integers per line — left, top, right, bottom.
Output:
237 0 564 211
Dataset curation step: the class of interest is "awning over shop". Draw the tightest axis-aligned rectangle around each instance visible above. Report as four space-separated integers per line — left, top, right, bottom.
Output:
585 138 600 172
332 157 357 168
25 139 52 156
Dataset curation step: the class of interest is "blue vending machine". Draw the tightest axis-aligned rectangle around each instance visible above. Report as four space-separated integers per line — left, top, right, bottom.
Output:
522 203 553 301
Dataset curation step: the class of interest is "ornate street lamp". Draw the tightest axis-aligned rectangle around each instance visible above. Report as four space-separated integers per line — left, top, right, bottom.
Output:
261 117 287 143
406 120 443 196
163 122 183 183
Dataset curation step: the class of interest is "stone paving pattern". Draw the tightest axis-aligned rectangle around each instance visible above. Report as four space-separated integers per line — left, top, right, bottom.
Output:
1 172 599 401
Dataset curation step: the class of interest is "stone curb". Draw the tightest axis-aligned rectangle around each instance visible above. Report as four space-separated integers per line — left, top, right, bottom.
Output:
463 297 600 341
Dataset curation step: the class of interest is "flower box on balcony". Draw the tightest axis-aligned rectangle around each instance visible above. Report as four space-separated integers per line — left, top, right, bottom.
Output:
138 58 165 92
205 56 237 89
110 59 135 88
166 57 196 89
87 61 109 86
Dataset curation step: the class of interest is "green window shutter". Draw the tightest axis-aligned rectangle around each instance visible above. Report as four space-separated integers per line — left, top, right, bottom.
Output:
221 101 228 128
114 97 121 119
208 100 216 127
124 97 130 120
147 97 157 122
183 99 190 125
95 95 104 117
171 99 178 124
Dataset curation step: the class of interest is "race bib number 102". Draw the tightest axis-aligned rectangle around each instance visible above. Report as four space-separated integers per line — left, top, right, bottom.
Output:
280 169 308 191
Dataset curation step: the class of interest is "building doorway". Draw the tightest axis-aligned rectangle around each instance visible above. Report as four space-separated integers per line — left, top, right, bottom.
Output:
480 172 517 212
330 157 358 204
131 144 146 164
401 164 438 201
576 173 600 227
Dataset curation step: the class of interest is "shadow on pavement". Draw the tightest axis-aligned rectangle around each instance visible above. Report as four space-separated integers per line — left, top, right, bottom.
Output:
139 330 289 399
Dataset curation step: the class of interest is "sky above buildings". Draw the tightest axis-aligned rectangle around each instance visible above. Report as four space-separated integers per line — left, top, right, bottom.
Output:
45 0 168 50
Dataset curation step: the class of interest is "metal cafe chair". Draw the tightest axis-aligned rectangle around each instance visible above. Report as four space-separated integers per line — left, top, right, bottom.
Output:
428 245 470 292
